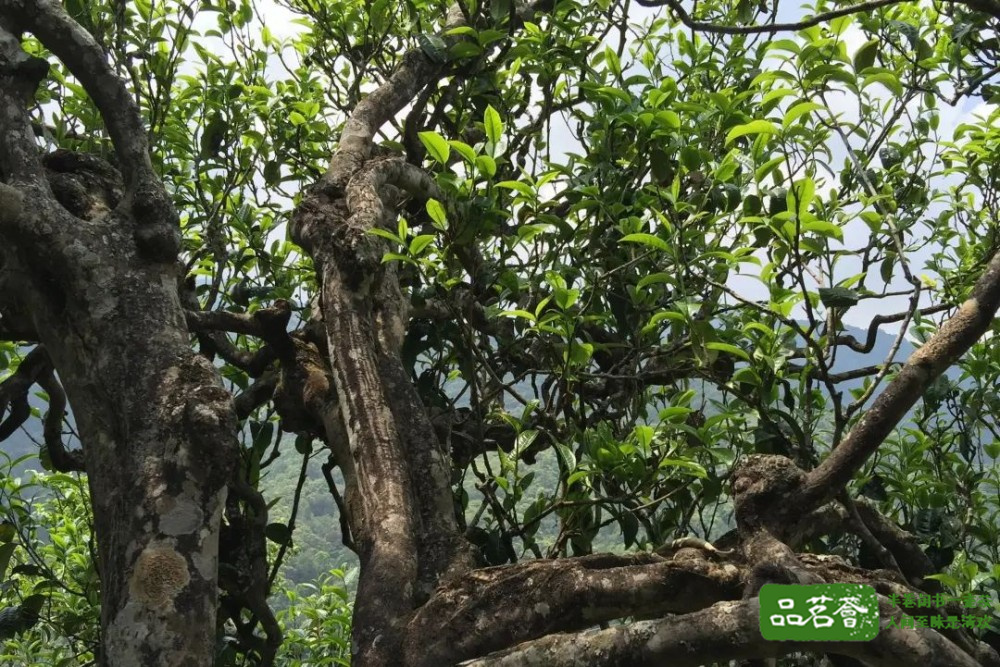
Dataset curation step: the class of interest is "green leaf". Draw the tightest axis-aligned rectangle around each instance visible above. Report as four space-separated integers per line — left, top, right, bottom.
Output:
879 146 903 169
444 26 478 37
765 39 801 54
658 458 707 477
496 180 535 198
0 542 15 582
484 105 504 145
659 406 693 422
924 572 961 588
409 234 435 255
637 272 674 289
252 421 274 457
476 155 497 178
642 310 687 335
564 341 593 365
368 227 402 243
426 199 447 228
417 33 449 63
555 443 577 471
382 252 419 266
596 86 633 104
448 140 477 164
199 115 228 157
491 0 512 22
818 286 860 308
369 0 390 31
451 42 483 59
853 39 879 71
680 145 701 171
862 71 903 96
782 101 824 128
603 46 621 77
620 510 639 548
620 233 670 252
513 430 538 458
265 522 292 546
985 441 1000 460
756 156 785 183
792 177 815 218
726 120 778 145
650 148 675 183
418 131 451 164
655 109 680 129
500 309 536 322
880 254 896 283
801 219 843 241
829 13 853 35
705 341 749 361
762 87 797 105
263 161 281 186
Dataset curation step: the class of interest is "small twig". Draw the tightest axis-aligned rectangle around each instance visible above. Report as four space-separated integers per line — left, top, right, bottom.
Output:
635 0 906 34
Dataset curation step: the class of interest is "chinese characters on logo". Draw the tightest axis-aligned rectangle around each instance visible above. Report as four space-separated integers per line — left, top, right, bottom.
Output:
759 584 879 641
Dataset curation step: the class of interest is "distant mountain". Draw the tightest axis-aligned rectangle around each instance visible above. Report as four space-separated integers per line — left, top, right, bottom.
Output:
826 323 916 390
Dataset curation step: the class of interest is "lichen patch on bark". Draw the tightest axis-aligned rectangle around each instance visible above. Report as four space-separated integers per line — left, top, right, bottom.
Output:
130 545 190 610
158 497 204 536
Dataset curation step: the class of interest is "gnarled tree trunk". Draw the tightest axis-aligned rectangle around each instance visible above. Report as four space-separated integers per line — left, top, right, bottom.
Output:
0 5 237 664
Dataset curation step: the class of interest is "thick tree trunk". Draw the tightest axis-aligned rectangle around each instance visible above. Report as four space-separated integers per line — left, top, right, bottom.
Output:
0 6 240 662
55 288 234 667
1 185 236 665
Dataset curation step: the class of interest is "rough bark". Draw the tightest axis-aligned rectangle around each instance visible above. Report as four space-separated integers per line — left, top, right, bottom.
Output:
461 598 986 667
284 3 564 660
0 5 237 665
0 152 236 667
405 552 743 665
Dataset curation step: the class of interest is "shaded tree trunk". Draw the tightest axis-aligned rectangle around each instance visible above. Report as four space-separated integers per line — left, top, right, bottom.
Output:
0 6 238 662
0 155 237 666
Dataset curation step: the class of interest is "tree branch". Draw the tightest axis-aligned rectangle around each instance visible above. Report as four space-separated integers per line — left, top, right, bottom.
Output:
3 0 181 260
854 499 942 591
634 0 906 34
233 372 279 421
35 366 85 473
0 345 47 440
834 304 950 354
462 597 985 667
0 23 47 186
406 552 743 665
3 0 162 200
795 248 1000 513
634 0 1000 34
